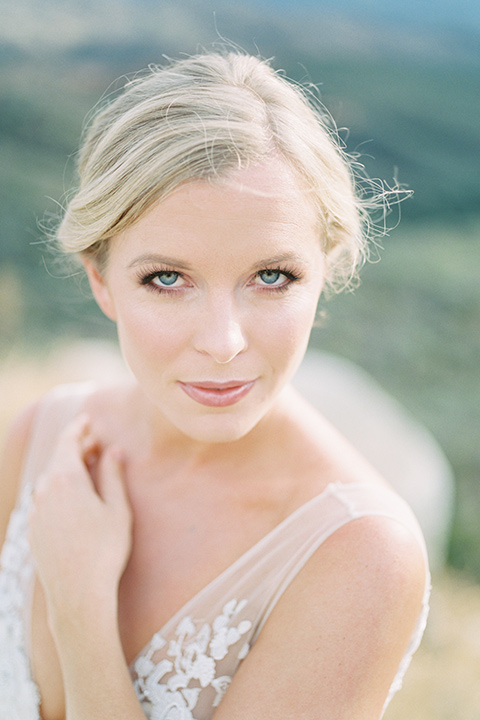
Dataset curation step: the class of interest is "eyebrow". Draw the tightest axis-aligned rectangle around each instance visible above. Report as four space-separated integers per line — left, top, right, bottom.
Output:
128 254 192 270
251 253 307 270
128 251 307 271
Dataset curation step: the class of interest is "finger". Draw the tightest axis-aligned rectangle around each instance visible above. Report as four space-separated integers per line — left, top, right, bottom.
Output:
81 430 100 454
48 414 96 471
64 412 91 440
96 446 130 511
82 433 102 468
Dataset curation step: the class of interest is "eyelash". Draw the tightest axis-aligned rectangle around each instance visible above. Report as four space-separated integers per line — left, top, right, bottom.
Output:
137 267 183 295
252 267 302 294
136 265 302 296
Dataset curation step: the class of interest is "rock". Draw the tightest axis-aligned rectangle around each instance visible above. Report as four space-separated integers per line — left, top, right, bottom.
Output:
293 350 454 571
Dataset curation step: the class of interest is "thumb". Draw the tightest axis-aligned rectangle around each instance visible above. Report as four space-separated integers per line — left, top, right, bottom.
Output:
97 446 130 511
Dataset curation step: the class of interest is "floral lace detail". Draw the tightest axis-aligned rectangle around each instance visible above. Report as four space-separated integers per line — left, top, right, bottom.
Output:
0 483 41 719
133 599 252 719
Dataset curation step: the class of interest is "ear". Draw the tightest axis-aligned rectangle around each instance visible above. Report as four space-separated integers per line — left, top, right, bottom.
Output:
82 257 117 321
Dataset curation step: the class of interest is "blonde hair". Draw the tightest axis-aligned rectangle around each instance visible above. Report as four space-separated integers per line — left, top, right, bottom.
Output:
57 52 378 293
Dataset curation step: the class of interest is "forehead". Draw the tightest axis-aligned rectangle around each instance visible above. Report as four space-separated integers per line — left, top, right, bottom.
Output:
115 157 320 261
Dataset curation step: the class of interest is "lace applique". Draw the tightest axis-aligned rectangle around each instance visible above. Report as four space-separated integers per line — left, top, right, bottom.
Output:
132 599 252 719
0 483 41 719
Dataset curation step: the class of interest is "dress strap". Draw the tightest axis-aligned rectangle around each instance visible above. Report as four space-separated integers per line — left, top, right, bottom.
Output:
251 482 430 643
20 382 95 490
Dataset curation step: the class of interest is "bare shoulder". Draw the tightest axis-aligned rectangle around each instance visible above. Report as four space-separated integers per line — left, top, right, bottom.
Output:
82 377 142 441
213 512 427 720
277 388 393 501
0 377 137 553
0 378 127 534
0 400 40 550
83 377 138 415
313 513 428 626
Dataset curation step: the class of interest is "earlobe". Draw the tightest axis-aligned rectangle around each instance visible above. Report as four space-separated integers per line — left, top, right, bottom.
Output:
82 257 117 321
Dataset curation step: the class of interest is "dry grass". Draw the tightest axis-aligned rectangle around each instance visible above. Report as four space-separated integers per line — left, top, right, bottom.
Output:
1 344 479 718
385 571 480 720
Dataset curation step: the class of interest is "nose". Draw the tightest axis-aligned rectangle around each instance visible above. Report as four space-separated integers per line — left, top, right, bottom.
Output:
193 295 248 364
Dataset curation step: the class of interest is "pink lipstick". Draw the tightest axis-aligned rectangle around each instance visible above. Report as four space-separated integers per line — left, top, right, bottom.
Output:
178 380 255 407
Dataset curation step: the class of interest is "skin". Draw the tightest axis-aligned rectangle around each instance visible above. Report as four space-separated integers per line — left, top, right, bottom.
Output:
0 157 426 720
87 158 326 446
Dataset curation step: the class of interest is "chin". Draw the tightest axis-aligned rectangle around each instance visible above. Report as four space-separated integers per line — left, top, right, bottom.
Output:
140 374 287 445
172 411 265 444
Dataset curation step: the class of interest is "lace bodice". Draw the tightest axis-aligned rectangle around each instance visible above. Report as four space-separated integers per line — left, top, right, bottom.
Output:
0 384 431 720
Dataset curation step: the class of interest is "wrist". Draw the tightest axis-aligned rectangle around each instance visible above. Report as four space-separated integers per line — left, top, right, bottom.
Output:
46 588 119 649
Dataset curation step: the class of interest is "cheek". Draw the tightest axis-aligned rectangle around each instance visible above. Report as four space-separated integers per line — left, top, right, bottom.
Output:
114 300 186 369
256 293 318 362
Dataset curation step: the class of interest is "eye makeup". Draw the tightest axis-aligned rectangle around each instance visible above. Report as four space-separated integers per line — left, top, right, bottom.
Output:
136 263 304 296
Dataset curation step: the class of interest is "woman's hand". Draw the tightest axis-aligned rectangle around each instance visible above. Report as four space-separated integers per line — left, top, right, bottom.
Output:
28 413 133 633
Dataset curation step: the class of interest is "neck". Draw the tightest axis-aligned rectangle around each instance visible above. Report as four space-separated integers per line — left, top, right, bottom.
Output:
133 382 298 473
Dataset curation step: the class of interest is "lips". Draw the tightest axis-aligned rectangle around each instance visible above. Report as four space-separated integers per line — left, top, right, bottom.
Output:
178 380 256 407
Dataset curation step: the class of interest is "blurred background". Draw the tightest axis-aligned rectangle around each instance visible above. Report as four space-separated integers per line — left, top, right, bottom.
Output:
1 0 479 716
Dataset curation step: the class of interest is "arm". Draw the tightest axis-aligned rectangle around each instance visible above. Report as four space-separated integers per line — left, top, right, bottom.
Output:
0 401 39 552
28 414 148 720
211 514 427 720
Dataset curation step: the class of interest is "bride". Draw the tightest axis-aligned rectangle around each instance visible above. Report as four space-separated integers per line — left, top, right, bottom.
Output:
0 52 429 720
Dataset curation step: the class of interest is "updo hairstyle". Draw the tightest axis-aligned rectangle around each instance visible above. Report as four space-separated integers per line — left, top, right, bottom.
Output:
56 52 377 294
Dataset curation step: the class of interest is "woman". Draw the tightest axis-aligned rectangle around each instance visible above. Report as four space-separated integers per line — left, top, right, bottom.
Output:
0 52 429 720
